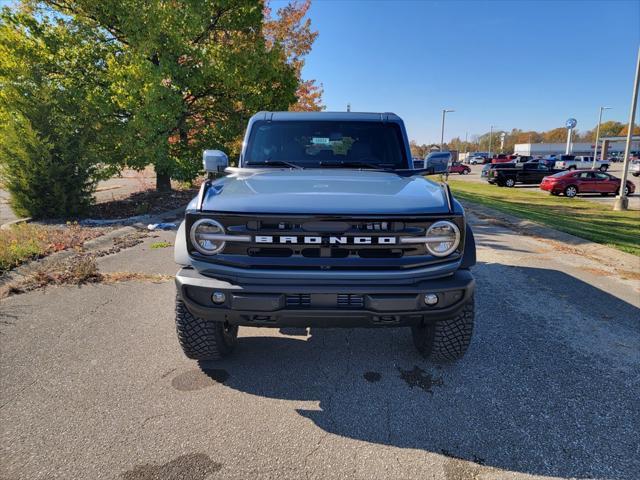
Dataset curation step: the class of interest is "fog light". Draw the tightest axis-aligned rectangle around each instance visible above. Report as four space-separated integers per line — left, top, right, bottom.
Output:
424 293 439 306
212 291 226 304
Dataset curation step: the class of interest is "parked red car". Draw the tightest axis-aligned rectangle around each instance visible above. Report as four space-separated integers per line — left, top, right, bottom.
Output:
491 154 518 164
540 170 635 198
448 161 471 175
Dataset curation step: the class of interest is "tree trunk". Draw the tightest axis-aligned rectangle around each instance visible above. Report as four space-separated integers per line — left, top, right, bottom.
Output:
155 168 172 192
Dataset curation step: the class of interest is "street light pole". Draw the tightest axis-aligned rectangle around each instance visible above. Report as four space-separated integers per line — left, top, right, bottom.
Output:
488 125 494 159
614 45 640 211
591 106 611 169
440 109 454 151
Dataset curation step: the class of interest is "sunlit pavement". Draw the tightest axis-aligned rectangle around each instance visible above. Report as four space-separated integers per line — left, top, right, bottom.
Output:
1 219 638 480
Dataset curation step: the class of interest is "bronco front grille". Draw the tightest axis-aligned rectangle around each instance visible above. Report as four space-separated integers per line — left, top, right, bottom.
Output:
187 213 464 270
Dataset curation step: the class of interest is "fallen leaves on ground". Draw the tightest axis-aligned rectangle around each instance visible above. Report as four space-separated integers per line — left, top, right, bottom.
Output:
0 223 105 273
1 254 171 299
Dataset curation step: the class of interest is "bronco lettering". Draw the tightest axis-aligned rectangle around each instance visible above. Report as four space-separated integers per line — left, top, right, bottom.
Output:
254 236 397 245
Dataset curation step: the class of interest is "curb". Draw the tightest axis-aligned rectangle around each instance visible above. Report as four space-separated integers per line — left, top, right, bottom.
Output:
79 205 186 251
0 205 186 288
78 204 186 227
462 201 639 269
0 217 32 230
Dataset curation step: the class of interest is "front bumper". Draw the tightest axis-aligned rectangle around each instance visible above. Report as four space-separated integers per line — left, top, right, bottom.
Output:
175 267 475 328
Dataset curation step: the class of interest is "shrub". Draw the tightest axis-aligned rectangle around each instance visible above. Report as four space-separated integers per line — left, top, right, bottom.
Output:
0 114 97 218
0 9 121 219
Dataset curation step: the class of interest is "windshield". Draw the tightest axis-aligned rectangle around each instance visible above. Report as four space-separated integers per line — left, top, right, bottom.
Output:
245 121 408 169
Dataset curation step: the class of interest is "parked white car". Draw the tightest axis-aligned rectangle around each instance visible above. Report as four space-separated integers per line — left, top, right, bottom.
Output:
631 160 640 177
467 155 486 165
555 156 610 172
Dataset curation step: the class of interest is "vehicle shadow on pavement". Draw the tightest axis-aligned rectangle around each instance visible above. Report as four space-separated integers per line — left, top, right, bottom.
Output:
198 264 639 480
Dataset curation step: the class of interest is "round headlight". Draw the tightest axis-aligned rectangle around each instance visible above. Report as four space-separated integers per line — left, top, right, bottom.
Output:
190 219 226 255
425 221 460 257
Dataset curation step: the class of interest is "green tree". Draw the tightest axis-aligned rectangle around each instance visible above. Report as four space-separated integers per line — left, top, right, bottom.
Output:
542 127 568 143
42 0 298 191
264 0 323 111
474 130 506 154
580 121 625 141
0 8 121 217
409 140 429 158
618 123 640 136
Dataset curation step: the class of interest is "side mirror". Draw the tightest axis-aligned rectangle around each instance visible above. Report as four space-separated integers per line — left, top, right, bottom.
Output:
423 155 449 175
202 150 228 174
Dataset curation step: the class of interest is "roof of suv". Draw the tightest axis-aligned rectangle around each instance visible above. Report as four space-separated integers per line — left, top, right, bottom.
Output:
250 111 402 122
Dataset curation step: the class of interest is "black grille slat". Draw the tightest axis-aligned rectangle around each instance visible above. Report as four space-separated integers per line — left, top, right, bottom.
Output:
337 294 364 308
286 294 311 307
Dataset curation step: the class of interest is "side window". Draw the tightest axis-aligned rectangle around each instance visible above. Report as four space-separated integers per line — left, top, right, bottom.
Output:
594 172 609 180
537 164 549 171
578 172 592 179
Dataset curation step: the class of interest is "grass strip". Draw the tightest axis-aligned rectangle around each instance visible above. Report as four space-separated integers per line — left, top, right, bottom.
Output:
447 180 640 256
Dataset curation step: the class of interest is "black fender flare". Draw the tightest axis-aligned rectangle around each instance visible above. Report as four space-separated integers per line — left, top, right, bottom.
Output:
460 223 476 269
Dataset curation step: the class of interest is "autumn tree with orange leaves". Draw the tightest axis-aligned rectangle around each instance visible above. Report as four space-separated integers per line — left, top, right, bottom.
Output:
264 0 324 111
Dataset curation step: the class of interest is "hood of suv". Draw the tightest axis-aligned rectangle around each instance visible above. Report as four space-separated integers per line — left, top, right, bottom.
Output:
194 168 454 215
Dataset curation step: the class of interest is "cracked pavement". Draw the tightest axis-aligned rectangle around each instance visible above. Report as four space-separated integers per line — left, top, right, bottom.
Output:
1 219 639 479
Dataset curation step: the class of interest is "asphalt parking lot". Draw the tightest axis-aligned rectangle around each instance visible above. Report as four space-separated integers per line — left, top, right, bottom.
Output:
453 162 640 209
1 215 639 480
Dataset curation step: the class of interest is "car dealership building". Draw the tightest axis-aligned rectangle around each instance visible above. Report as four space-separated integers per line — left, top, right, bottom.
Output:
514 136 640 157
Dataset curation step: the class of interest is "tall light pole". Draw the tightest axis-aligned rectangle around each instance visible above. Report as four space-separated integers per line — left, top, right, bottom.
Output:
614 45 640 211
591 106 611 169
488 125 495 159
440 109 454 151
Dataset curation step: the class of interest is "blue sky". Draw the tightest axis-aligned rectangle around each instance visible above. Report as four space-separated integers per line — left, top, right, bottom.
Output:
293 0 640 144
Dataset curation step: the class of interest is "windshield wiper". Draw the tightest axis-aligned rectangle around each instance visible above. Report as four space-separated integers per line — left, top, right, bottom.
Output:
319 161 394 170
246 160 303 169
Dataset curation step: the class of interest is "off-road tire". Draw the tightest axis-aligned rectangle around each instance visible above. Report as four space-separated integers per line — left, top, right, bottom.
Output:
411 298 474 362
175 294 238 360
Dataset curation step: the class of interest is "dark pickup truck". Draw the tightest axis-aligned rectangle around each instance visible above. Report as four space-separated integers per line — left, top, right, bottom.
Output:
487 161 561 187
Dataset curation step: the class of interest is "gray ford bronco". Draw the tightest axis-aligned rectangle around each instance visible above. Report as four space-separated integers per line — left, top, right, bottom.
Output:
174 112 476 362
